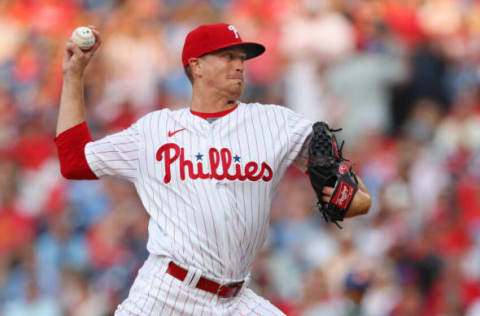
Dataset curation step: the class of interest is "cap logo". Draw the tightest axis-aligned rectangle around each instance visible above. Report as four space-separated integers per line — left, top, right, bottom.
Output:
228 25 239 38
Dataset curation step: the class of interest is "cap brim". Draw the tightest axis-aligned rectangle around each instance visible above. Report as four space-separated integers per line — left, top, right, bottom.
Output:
201 42 265 60
236 42 266 60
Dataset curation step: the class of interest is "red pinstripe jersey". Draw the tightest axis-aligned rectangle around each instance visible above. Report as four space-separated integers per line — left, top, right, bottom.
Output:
84 102 312 283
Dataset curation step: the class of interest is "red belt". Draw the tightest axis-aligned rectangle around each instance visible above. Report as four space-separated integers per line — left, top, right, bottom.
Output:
166 261 243 298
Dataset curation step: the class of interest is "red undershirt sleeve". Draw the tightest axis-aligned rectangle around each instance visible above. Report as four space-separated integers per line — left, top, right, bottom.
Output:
54 121 98 180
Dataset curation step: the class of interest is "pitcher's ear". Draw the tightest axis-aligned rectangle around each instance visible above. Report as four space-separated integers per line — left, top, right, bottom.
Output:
189 58 202 77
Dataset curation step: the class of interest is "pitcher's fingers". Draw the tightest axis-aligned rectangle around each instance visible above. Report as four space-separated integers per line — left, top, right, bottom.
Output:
89 27 102 44
86 28 102 54
322 186 334 196
321 186 334 203
85 37 101 58
65 39 74 52
65 41 74 57
66 41 84 57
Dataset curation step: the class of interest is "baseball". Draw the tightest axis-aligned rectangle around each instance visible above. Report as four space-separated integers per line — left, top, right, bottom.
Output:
71 27 95 51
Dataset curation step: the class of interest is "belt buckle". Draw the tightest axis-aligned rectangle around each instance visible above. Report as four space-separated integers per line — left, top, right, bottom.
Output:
230 283 241 297
216 282 242 297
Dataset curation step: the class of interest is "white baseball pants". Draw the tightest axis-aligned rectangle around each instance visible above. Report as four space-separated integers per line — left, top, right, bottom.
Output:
115 254 285 315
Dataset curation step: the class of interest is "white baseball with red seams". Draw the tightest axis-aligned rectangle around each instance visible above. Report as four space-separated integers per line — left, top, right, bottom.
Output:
71 27 95 50
84 102 312 315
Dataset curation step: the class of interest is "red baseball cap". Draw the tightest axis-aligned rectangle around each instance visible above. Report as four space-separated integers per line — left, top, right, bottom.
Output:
182 23 265 68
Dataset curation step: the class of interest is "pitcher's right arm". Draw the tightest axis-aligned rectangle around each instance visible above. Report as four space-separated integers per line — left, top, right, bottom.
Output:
56 26 101 136
55 26 101 179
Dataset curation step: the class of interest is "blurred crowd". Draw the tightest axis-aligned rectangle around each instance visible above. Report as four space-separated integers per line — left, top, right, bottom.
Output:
1 0 480 315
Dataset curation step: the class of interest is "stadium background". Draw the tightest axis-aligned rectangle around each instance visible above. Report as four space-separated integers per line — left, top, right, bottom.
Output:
1 0 480 315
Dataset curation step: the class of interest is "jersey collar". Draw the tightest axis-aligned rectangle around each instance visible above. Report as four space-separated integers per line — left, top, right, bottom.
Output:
190 104 238 120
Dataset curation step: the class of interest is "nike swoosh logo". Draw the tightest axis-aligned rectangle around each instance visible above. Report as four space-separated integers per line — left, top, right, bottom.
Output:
168 128 186 137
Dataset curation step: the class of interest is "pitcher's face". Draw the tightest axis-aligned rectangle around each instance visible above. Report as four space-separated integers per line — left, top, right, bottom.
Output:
197 47 247 99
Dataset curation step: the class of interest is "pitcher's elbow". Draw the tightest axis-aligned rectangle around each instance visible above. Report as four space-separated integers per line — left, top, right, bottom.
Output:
60 164 98 180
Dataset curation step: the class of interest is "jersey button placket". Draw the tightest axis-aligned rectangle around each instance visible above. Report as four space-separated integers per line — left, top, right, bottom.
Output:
210 125 230 274
209 126 220 185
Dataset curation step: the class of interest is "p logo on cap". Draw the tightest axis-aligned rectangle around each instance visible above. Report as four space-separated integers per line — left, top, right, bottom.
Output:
228 25 239 38
182 23 265 68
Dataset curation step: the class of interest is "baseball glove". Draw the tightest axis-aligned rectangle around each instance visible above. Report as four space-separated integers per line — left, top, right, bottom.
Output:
307 122 358 228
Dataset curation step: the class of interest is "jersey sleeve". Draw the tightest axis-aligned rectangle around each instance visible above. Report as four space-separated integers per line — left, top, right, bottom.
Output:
84 123 141 181
284 108 313 172
54 122 98 180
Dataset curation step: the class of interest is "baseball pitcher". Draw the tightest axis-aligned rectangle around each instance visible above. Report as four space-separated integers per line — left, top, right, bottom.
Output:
55 23 371 315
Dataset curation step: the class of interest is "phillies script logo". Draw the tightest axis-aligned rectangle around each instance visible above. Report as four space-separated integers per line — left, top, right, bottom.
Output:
156 143 273 184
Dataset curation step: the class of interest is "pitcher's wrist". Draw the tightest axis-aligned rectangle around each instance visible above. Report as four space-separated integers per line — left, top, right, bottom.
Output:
62 71 84 82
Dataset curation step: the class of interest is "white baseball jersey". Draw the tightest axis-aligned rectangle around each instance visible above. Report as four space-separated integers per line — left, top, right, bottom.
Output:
84 102 312 315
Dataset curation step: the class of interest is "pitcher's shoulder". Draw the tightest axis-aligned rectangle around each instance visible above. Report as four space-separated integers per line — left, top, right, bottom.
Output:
239 102 293 116
136 107 189 124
